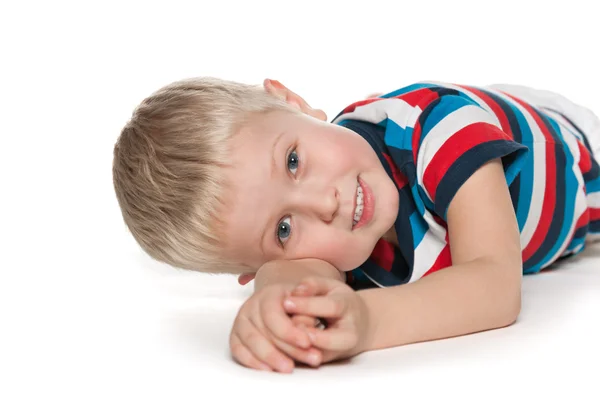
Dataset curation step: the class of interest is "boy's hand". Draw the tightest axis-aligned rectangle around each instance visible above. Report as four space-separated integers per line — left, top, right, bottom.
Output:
229 283 323 373
282 277 371 364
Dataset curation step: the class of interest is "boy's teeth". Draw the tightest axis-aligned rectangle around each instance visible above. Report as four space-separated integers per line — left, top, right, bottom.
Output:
353 182 364 225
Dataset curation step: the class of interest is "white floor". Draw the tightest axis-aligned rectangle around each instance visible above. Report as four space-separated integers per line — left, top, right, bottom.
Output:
24 241 599 400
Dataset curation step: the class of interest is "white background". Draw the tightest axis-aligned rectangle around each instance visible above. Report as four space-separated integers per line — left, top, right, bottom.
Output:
1 1 599 399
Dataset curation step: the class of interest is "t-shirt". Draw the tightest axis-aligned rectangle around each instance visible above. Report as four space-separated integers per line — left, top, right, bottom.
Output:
333 82 600 290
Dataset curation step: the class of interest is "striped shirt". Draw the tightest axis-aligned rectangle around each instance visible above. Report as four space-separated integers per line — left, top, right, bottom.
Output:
332 82 600 289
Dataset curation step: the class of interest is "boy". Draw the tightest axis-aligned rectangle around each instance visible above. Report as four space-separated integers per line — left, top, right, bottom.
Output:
112 77 600 373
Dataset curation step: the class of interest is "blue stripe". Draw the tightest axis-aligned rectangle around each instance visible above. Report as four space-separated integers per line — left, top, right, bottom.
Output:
381 83 436 98
409 211 428 247
586 175 600 193
590 220 600 233
567 236 586 252
384 119 413 151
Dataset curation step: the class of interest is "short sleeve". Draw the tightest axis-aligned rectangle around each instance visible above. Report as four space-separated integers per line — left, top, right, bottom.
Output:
415 95 529 219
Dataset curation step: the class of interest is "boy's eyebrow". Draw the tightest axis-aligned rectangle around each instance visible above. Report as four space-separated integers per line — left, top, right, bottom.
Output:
270 131 286 179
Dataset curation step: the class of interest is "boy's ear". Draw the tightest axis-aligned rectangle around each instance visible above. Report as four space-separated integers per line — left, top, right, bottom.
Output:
263 79 328 122
237 273 256 286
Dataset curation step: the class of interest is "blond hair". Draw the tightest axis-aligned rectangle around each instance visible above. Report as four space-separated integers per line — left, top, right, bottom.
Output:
112 77 294 274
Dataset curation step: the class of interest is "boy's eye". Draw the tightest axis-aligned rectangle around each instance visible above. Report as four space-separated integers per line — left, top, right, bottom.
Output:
276 148 299 248
277 216 292 246
287 150 299 176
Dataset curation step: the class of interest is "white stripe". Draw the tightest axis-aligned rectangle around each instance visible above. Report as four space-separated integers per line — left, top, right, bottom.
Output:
416 104 499 202
332 98 419 129
588 191 600 208
410 229 447 283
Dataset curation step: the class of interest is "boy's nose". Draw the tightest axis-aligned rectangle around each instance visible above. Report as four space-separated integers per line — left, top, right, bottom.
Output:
294 185 340 222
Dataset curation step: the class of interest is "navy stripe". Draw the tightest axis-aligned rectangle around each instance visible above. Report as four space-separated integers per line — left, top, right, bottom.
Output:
394 185 416 276
573 225 589 239
434 140 528 219
524 111 567 270
590 220 600 233
429 87 461 97
359 258 406 286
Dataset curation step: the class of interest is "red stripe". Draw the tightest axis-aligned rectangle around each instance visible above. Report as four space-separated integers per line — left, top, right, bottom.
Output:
458 85 514 139
399 88 438 108
422 122 509 200
590 208 600 222
423 244 452 277
383 153 408 188
371 239 395 272
412 119 423 164
577 140 592 175
575 209 590 230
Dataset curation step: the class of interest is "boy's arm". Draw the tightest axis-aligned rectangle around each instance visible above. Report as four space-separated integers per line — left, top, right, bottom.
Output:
254 258 344 292
359 158 522 351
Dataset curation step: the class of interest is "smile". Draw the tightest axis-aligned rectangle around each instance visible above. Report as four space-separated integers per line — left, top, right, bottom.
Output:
352 176 374 230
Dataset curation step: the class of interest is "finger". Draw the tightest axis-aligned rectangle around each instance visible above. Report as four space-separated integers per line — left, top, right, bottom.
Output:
260 298 311 349
291 314 318 329
294 276 340 296
263 315 323 367
237 317 295 373
268 333 323 368
305 326 359 352
283 295 345 319
230 333 272 372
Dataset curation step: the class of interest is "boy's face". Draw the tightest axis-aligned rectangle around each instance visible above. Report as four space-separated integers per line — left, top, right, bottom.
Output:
222 110 399 273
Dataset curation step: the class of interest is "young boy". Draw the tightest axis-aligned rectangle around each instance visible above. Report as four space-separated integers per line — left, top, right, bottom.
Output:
112 77 600 373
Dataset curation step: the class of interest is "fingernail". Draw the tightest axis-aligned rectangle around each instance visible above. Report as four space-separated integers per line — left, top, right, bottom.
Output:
307 353 320 367
278 360 293 373
283 299 296 311
308 331 317 343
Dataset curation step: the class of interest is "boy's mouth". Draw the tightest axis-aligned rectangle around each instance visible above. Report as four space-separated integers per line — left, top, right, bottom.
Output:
352 176 374 230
